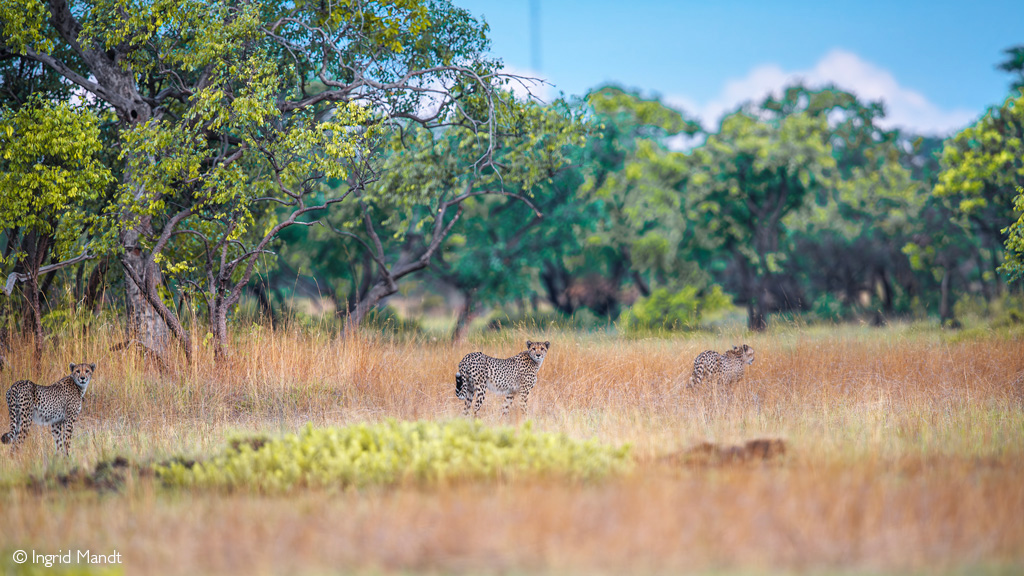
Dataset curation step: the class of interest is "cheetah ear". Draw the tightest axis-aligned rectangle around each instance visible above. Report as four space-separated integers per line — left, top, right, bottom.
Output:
526 340 533 348
89 363 96 372
544 341 550 348
70 363 76 373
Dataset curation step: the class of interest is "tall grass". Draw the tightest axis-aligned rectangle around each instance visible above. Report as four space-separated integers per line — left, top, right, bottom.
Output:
0 322 1022 575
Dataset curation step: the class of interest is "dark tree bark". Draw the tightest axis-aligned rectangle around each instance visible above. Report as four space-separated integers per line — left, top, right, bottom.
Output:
84 257 109 314
939 265 956 327
451 289 475 343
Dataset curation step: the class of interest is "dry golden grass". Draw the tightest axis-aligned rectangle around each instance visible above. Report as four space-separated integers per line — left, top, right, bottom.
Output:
1 322 1023 575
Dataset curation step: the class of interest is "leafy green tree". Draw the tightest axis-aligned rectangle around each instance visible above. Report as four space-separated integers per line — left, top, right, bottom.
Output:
686 86 838 330
335 93 587 332
0 0 553 359
534 86 701 319
997 45 1024 93
0 99 112 363
1005 186 1024 280
933 93 1024 291
786 88 925 323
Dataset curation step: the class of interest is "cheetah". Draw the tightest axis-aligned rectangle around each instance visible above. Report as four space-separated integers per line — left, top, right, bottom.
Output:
688 345 754 390
456 340 550 417
2 362 95 455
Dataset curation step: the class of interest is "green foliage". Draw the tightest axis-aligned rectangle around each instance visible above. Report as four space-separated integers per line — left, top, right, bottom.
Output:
620 285 732 332
1001 186 1024 280
578 86 702 293
0 99 113 268
933 93 1024 278
157 420 631 492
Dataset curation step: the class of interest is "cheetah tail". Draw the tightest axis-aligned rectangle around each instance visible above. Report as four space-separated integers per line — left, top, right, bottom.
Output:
455 372 466 399
1 432 12 444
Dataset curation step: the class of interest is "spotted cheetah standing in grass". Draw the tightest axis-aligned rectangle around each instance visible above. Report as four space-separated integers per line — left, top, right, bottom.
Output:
2 363 95 455
688 345 754 391
456 340 550 417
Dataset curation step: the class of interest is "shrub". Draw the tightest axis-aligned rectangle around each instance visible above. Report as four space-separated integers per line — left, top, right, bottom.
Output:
620 285 732 332
157 420 631 492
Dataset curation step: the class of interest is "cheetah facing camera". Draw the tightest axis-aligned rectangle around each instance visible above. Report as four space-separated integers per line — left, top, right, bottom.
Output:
688 345 754 390
456 340 550 417
2 362 96 456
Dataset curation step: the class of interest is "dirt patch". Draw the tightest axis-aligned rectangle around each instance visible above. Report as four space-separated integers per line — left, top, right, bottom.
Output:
660 438 787 467
29 455 134 493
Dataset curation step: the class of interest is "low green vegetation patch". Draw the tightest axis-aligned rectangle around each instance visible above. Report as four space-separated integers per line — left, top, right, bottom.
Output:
157 420 631 492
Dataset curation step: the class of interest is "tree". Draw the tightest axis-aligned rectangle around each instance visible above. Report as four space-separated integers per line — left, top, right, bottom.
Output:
1005 186 1024 280
534 86 701 319
686 86 837 330
933 92 1024 291
0 99 112 364
0 0 558 359
335 92 587 332
997 45 1024 94
786 89 925 323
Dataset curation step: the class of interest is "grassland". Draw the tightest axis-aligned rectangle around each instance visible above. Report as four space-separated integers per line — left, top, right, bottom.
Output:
0 322 1022 575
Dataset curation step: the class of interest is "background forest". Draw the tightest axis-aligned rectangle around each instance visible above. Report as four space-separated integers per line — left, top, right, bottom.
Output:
1 0 1023 365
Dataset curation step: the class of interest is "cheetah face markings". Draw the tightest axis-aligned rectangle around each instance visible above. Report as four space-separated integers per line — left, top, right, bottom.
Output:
740 344 755 365
526 340 550 365
70 363 95 392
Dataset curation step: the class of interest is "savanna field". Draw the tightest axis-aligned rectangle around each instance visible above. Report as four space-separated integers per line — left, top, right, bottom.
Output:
1 322 1023 576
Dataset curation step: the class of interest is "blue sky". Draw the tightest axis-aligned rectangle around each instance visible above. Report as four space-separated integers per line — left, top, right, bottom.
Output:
455 0 1024 135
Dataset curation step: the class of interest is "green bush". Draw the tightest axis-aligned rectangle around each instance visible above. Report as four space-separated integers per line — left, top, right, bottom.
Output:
157 420 631 492
620 285 732 332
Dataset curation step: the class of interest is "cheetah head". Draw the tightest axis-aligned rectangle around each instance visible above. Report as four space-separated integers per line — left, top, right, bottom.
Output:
70 362 96 391
739 345 754 365
525 340 550 365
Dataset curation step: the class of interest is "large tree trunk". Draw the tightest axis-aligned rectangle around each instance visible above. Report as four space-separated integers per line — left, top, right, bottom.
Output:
451 290 475 343
747 297 767 331
211 297 230 361
347 281 397 333
122 226 171 356
540 260 576 315
24 231 49 368
939 265 956 327
84 257 109 314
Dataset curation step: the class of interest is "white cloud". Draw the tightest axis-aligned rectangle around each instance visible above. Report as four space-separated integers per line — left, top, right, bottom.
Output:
667 49 979 136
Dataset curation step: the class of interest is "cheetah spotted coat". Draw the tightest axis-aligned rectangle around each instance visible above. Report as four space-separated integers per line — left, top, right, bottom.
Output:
688 345 754 390
456 340 549 417
2 363 95 455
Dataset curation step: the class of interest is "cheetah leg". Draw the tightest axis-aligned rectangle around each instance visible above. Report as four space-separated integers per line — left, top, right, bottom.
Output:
62 416 75 456
13 411 32 449
50 422 65 455
462 394 474 416
519 381 535 416
471 387 488 417
501 393 516 417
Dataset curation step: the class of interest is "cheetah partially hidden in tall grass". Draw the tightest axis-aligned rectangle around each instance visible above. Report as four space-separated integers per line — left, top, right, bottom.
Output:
688 345 754 391
2 363 95 455
456 340 550 417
